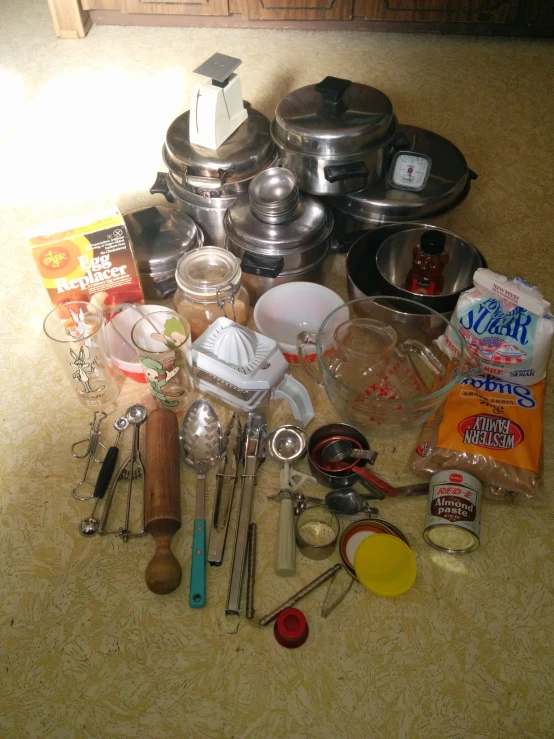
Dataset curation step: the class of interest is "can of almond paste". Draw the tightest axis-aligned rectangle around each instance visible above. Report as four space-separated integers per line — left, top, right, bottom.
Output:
424 470 482 554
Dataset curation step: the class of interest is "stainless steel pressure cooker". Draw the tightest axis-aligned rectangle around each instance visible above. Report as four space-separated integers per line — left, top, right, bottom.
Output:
152 103 277 246
328 124 477 236
271 76 397 196
224 167 334 303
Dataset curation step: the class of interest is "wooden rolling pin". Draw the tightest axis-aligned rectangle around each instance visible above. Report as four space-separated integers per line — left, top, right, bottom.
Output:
144 408 182 595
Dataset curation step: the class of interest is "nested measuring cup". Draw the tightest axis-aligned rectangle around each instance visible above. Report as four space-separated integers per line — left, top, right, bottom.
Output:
332 317 444 400
297 296 471 436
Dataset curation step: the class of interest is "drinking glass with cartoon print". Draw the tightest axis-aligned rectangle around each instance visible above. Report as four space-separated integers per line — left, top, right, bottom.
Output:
131 310 193 410
43 301 119 409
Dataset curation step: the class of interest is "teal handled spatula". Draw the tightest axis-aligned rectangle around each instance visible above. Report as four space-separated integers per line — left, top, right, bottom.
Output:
179 399 222 608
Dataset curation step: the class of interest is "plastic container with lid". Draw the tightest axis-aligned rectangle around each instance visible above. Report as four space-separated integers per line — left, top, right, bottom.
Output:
174 246 250 340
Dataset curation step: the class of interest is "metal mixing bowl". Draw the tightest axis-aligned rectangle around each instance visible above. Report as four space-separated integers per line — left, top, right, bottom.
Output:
376 227 483 313
346 224 487 317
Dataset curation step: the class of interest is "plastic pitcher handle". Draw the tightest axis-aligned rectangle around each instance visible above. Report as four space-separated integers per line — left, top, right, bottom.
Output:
400 339 445 376
297 331 323 386
272 373 314 428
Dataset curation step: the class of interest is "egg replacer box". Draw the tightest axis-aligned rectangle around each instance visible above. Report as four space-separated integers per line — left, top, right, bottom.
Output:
29 208 144 311
441 268 553 386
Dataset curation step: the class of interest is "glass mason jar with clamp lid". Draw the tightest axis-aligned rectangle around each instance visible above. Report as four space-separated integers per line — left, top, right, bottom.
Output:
174 246 250 340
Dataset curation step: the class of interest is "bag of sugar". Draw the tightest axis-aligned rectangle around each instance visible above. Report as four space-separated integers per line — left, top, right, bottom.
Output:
439 268 553 386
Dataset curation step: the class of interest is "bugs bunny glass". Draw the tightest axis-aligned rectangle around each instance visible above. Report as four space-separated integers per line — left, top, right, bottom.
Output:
43 301 119 409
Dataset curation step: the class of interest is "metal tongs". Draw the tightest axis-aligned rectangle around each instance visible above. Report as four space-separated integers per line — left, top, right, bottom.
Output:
208 413 241 567
226 412 266 616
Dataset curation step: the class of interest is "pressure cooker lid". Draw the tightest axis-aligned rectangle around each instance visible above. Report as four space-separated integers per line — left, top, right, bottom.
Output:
163 105 276 185
124 206 203 275
330 125 473 223
272 77 395 157
224 192 333 255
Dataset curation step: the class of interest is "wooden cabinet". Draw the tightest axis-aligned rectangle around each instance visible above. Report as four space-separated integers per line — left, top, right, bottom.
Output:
47 0 554 35
356 0 519 24
242 0 353 21
523 0 554 25
121 0 229 15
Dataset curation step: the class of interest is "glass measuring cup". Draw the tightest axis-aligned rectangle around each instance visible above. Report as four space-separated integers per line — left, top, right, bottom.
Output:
298 296 472 436
332 317 444 401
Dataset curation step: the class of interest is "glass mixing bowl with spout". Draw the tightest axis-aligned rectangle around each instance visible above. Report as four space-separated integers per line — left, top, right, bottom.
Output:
298 296 473 436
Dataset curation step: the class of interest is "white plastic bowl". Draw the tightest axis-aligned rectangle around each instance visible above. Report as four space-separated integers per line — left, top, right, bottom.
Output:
253 282 344 363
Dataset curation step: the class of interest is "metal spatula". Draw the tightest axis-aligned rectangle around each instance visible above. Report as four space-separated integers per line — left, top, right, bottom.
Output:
180 399 221 608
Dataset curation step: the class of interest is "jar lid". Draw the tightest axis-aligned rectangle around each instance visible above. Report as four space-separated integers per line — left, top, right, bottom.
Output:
224 192 333 256
330 125 472 224
175 246 242 300
125 207 203 276
163 105 276 193
272 77 395 158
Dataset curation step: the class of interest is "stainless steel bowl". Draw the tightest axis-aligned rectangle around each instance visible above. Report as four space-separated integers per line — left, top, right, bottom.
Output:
249 167 298 207
376 227 482 313
346 224 487 317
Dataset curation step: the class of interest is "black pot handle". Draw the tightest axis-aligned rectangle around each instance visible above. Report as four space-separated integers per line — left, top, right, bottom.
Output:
330 229 368 254
150 172 175 203
324 162 369 183
390 132 411 154
315 76 351 118
240 252 284 279
469 168 478 180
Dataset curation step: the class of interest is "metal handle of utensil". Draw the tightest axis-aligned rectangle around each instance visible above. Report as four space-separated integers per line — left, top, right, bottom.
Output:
353 466 398 498
258 564 342 627
190 473 207 608
226 467 256 615
275 493 296 577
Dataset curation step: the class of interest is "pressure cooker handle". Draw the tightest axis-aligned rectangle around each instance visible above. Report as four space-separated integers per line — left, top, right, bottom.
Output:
150 172 175 203
240 253 284 279
324 162 369 183
315 76 351 118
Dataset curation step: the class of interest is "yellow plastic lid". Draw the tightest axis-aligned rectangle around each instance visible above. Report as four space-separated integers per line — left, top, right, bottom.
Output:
354 534 417 597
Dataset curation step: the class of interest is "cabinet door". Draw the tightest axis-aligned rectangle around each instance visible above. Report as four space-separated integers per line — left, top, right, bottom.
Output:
242 0 353 21
121 0 229 16
356 0 519 23
523 0 554 26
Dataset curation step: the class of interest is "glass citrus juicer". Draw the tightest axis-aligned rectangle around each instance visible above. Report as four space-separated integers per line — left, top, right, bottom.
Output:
298 296 474 436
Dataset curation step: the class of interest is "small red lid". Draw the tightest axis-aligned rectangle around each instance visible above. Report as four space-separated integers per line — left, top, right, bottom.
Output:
274 608 309 649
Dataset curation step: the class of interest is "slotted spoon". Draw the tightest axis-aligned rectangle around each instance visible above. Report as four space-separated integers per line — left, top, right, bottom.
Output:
180 399 222 608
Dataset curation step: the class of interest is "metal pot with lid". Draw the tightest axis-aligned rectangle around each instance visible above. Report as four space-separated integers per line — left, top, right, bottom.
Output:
224 167 334 303
329 124 477 237
271 76 397 196
124 206 203 300
152 104 277 246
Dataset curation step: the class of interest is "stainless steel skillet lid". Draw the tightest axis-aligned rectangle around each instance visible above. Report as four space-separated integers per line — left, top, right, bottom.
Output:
329 125 476 223
163 104 276 190
272 77 395 157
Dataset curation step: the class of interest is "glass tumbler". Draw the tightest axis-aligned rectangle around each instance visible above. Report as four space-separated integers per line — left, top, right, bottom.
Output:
130 309 193 410
43 301 119 410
